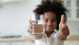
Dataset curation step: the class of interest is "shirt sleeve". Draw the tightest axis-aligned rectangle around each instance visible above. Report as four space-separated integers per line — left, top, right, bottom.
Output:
54 32 64 45
35 40 41 45
34 33 45 45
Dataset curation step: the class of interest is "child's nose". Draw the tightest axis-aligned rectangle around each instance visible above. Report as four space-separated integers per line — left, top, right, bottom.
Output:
48 21 52 25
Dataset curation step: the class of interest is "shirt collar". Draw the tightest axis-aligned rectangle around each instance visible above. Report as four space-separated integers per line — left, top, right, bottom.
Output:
43 29 57 38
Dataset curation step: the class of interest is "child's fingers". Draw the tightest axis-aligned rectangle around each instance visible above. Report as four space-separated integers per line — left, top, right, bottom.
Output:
29 19 33 24
29 19 35 36
33 25 35 28
30 30 33 36
29 25 35 36
60 27 69 37
29 29 34 36
61 31 69 37
60 14 65 24
29 24 32 29
29 29 32 35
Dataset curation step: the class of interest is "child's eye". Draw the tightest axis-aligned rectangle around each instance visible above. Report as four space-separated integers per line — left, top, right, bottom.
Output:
52 20 55 22
45 20 48 22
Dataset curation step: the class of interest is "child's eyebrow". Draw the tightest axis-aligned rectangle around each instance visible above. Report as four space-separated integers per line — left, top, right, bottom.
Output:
44 18 56 19
44 18 48 19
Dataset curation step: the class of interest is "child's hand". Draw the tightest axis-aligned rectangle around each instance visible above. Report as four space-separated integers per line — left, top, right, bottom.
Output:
29 20 43 40
57 15 70 40
29 20 34 36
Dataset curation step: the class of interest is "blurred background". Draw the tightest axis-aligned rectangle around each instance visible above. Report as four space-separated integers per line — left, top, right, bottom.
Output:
0 0 79 45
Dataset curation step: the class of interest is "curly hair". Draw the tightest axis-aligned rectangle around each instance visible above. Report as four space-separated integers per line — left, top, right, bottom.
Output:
33 0 67 30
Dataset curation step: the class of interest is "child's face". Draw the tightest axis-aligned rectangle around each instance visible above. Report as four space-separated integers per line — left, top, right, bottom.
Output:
43 12 57 32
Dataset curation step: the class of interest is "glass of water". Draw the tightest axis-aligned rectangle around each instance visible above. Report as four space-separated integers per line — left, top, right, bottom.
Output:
32 14 43 36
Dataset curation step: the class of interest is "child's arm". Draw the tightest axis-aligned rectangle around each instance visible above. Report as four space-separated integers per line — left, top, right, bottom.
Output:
32 36 42 40
57 15 70 41
57 31 67 41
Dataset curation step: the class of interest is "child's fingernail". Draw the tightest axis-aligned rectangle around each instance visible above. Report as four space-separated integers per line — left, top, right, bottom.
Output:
33 25 35 28
32 34 33 36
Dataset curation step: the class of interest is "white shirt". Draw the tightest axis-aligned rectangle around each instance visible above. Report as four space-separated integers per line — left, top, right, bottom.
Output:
35 29 64 45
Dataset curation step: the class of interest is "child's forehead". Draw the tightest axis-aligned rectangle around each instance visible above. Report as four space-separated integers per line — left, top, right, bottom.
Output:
43 12 57 20
43 14 57 18
43 12 56 16
43 12 56 15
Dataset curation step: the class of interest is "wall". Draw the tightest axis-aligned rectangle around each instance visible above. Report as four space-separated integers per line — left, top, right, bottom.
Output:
0 0 79 38
66 21 79 35
0 0 41 37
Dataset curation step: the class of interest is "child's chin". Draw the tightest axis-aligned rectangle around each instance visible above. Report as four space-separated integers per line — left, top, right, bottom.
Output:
46 29 54 31
48 28 54 30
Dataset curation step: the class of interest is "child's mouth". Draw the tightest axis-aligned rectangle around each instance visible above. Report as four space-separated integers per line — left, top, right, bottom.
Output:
47 26 52 29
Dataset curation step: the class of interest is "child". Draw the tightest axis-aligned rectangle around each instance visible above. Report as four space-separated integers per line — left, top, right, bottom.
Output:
29 0 70 45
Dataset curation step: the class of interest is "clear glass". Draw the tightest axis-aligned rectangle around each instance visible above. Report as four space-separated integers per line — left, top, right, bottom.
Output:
32 20 43 36
66 0 71 7
77 9 79 18
66 9 71 18
76 0 79 7
62 1 64 6
76 0 79 18
32 14 43 36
